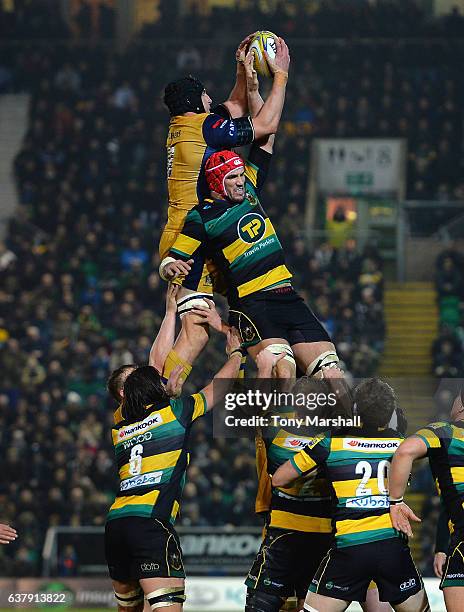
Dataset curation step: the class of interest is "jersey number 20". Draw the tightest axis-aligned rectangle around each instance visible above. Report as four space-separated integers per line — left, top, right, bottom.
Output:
355 460 390 496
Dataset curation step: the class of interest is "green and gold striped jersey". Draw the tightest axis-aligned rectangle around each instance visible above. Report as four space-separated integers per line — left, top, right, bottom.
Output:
291 428 403 548
168 145 292 302
415 421 464 537
107 393 207 523
264 416 332 533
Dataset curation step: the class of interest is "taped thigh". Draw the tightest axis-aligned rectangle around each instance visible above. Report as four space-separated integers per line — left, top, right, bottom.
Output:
146 586 186 610
114 588 144 608
177 292 212 319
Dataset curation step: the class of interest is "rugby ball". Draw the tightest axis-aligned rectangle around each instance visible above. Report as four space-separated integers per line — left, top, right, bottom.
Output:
248 31 278 78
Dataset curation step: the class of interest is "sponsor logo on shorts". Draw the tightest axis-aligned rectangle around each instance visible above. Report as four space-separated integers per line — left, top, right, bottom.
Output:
120 470 163 492
228 121 235 136
400 578 416 591
343 438 400 451
283 436 315 450
263 578 284 588
141 562 160 572
446 573 464 579
346 495 389 509
325 581 348 592
325 581 333 590
118 414 163 439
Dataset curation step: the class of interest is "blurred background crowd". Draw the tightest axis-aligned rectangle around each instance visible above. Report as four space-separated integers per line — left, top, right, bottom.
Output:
0 0 463 578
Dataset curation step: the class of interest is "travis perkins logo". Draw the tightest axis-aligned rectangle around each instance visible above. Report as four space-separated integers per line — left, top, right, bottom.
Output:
343 438 400 451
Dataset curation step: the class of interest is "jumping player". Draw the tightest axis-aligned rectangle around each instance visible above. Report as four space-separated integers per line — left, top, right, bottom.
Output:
104 330 243 612
161 138 340 380
160 36 290 388
273 378 430 612
389 388 464 612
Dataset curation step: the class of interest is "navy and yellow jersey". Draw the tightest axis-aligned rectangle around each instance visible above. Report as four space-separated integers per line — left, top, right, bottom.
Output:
415 421 464 538
107 393 207 523
263 416 332 533
168 145 292 301
166 112 254 218
291 428 403 548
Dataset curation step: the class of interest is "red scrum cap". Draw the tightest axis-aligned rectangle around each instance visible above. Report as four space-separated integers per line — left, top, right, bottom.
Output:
205 150 245 198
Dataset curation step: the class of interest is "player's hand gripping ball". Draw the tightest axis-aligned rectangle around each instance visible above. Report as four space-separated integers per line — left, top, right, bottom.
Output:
248 31 278 78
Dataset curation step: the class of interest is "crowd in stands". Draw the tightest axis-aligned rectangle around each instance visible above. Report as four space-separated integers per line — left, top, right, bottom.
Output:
1 0 463 577
432 247 464 378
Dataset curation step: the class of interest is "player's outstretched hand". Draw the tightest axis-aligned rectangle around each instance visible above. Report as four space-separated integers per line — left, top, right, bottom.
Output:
266 37 290 77
433 552 447 578
226 327 242 357
244 50 259 93
0 523 17 545
165 283 179 314
236 32 256 64
256 349 286 376
166 365 184 398
190 299 228 334
164 259 193 280
390 502 421 538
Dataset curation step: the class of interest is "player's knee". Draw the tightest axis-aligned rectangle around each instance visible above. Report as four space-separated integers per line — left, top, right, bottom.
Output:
146 586 186 610
177 292 212 321
264 344 296 378
305 350 339 378
245 589 284 612
114 587 144 610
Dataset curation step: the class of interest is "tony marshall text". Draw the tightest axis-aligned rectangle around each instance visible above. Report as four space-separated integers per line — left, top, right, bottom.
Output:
224 415 362 428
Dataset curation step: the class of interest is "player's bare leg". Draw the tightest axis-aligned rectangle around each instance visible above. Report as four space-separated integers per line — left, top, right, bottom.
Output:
304 591 350 611
361 587 392 611
140 577 185 612
111 579 144 612
391 588 430 611
247 338 296 379
443 587 462 612
162 286 210 389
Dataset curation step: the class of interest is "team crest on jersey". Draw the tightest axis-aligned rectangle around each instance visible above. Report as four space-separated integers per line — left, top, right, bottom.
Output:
237 213 266 244
242 325 256 342
246 193 258 206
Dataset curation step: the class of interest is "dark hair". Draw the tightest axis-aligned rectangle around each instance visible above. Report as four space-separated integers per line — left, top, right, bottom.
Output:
164 76 205 116
107 364 136 402
354 378 397 429
123 365 169 423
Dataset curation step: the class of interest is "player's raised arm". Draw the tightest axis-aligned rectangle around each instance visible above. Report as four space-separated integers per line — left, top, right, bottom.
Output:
149 283 179 373
200 328 243 411
251 37 290 140
222 33 257 118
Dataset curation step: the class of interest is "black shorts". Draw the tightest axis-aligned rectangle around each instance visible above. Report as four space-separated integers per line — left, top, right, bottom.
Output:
245 527 332 599
229 287 330 348
105 516 185 581
440 534 464 589
309 538 422 604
